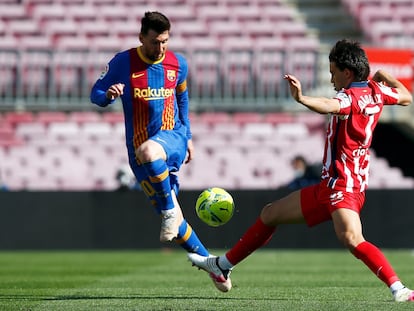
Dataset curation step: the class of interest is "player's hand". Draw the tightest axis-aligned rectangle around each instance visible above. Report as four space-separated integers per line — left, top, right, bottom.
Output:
185 139 194 164
284 74 302 103
106 83 125 100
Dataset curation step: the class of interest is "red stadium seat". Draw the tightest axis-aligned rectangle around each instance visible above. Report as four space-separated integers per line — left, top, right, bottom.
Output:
36 111 68 124
101 111 124 124
4 111 35 126
198 112 231 125
232 112 263 125
67 111 102 124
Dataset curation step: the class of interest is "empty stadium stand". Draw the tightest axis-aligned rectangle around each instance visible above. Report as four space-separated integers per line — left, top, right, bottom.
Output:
1 111 413 191
0 0 322 110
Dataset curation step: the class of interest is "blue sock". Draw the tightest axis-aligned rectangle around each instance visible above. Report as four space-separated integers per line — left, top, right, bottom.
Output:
176 219 209 256
142 159 174 211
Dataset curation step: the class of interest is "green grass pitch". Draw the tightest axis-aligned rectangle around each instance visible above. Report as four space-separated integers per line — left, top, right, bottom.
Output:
0 249 413 310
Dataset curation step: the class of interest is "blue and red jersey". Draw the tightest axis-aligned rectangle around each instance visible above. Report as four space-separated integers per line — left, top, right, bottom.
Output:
90 47 192 155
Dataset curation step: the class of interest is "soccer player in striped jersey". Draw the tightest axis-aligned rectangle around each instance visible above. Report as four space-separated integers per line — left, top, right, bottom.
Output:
188 39 414 300
90 12 210 258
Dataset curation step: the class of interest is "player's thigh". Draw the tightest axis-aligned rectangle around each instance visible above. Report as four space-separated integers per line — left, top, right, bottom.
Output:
151 130 187 172
261 190 304 225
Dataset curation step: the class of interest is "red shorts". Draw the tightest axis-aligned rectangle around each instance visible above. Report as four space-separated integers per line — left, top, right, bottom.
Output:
300 180 366 227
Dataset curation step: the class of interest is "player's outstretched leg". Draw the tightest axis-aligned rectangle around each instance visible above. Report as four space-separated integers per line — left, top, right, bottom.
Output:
393 287 414 302
188 253 232 292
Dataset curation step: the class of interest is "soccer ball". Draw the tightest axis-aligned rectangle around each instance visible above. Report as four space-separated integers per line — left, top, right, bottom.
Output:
195 187 235 227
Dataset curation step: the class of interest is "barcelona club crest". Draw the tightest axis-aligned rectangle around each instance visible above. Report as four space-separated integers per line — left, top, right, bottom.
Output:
167 70 176 82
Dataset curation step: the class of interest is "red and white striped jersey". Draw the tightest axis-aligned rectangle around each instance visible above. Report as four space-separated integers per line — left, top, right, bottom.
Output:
321 80 399 192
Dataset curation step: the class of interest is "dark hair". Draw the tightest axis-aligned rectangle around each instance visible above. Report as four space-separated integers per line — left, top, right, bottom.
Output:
328 39 370 81
140 11 171 35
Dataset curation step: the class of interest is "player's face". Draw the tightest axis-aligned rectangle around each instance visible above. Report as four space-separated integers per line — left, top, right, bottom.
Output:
329 62 349 91
139 30 169 61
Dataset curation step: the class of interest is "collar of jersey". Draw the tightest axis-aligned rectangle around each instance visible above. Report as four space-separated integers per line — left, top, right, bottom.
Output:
137 46 165 65
348 81 368 88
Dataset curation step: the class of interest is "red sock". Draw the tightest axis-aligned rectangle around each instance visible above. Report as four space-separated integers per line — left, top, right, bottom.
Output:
353 241 399 286
226 217 276 265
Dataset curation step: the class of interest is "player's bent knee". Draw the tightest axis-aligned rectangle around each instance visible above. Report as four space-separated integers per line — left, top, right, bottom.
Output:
337 231 363 249
260 203 278 226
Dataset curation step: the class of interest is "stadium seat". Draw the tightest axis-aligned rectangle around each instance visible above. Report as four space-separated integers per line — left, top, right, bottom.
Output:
173 20 209 38
198 112 231 124
55 35 91 51
211 122 241 140
196 5 230 23
242 122 275 139
0 35 19 50
231 4 261 22
0 4 27 20
7 19 40 36
20 51 51 97
369 21 405 42
48 122 80 139
274 122 309 139
42 19 78 40
81 122 113 139
4 111 35 126
262 112 295 125
188 50 221 98
78 19 111 38
97 4 129 21
101 111 124 124
220 49 253 98
36 111 68 124
109 19 139 38
243 21 277 39
155 4 195 22
90 35 124 53
66 4 97 21
15 122 47 141
232 112 263 125
261 4 297 22
188 36 220 52
19 35 53 51
67 111 102 124
209 20 243 39
31 3 66 22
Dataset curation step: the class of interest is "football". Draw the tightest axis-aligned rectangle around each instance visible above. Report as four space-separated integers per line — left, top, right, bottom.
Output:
195 187 235 227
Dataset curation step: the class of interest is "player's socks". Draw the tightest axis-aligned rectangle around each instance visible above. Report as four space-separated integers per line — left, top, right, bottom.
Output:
352 241 399 286
225 217 276 265
142 159 174 210
176 219 209 256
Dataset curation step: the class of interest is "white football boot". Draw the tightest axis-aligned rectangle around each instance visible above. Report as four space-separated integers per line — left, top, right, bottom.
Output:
393 287 414 302
188 253 232 292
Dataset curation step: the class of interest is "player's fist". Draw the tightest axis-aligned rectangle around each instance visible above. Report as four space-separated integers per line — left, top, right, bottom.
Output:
106 83 125 100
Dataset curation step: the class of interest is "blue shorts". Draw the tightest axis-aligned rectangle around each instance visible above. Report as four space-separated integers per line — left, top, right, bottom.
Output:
128 125 188 194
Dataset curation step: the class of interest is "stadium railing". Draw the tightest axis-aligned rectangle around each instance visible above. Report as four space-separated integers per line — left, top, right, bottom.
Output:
0 48 319 112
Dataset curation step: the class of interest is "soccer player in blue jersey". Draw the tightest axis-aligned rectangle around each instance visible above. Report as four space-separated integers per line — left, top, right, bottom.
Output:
90 12 210 258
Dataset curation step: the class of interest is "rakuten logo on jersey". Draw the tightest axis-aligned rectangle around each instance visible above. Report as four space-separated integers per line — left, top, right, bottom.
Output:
134 87 174 100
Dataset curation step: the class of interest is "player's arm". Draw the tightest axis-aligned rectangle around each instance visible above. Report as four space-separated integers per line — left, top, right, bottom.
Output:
90 54 124 107
284 74 340 114
175 54 193 163
371 69 413 106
